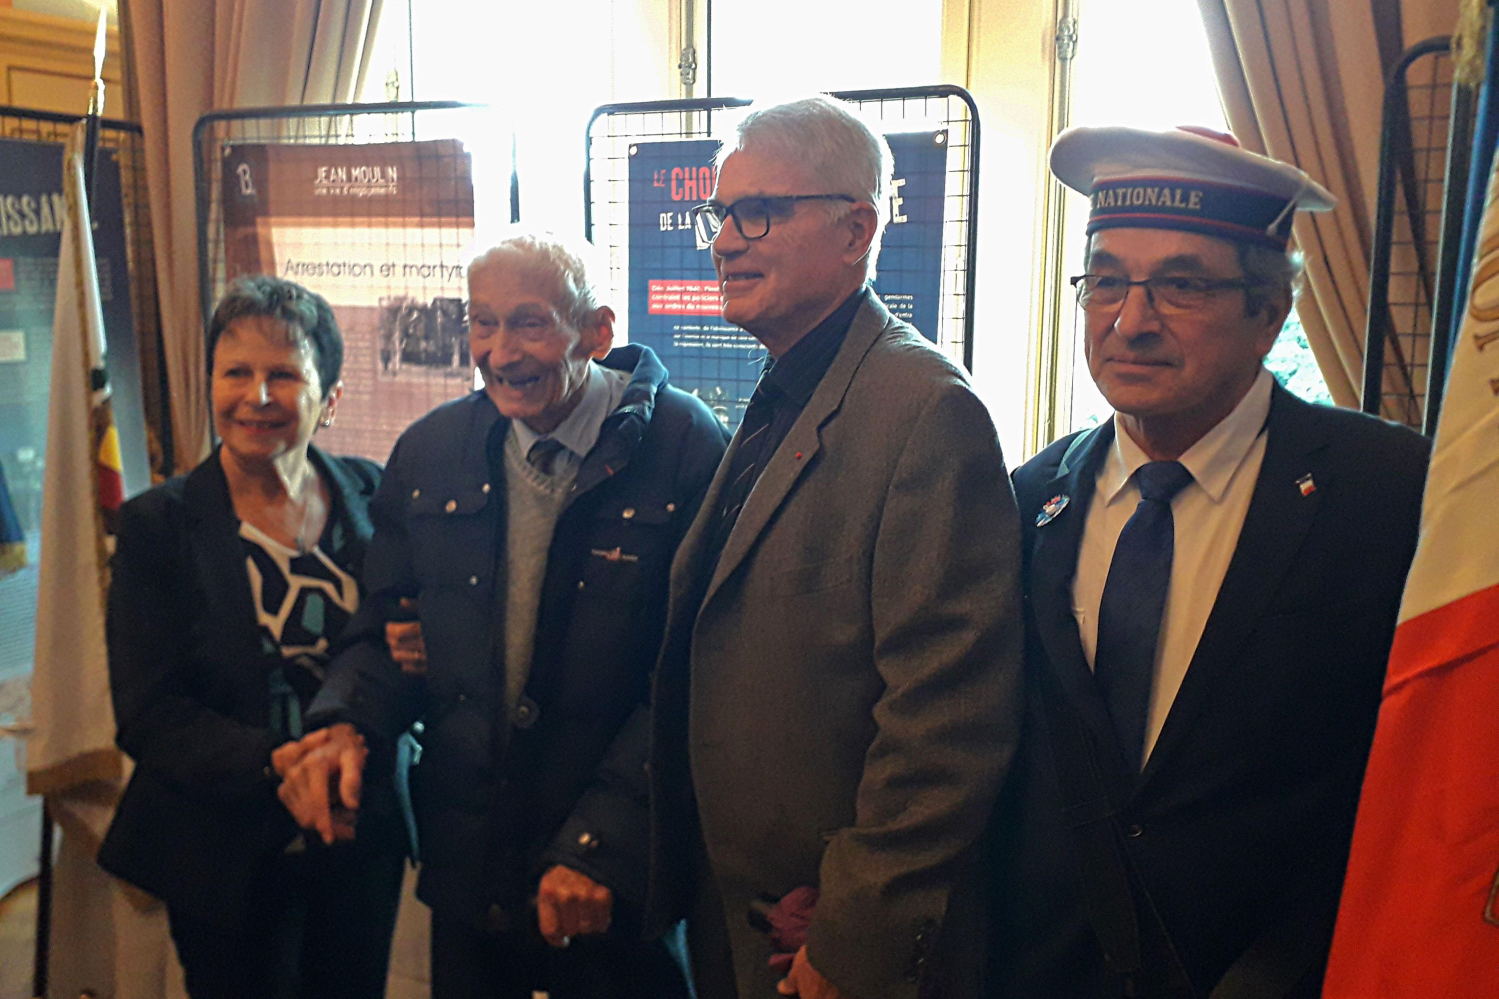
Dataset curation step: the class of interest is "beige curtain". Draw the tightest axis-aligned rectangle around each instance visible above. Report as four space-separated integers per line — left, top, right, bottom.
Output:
122 0 386 469
1198 0 1383 408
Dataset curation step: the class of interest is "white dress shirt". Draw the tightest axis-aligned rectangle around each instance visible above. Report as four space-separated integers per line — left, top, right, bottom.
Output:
1072 367 1274 764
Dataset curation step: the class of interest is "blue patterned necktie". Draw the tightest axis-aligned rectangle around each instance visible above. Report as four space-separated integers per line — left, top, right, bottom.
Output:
1094 460 1195 772
711 378 778 555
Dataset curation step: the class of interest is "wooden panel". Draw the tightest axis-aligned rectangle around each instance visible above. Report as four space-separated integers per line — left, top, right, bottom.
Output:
8 65 90 113
0 7 124 115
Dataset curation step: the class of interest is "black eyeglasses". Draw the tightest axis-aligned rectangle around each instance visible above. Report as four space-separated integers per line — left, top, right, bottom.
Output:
690 194 858 244
1071 274 1256 314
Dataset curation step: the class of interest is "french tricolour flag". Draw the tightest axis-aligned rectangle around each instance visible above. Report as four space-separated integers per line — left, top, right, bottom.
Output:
1322 150 1499 996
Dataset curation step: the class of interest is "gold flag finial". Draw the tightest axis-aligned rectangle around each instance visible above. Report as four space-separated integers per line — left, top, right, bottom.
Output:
1454 0 1491 88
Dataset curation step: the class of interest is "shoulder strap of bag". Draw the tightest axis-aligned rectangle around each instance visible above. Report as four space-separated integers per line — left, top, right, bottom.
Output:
1041 671 1336 999
1036 677 1193 998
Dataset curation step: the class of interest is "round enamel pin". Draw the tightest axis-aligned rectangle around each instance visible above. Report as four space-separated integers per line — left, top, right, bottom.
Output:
1036 494 1070 527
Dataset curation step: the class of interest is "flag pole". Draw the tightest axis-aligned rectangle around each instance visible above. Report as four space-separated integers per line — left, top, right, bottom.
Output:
30 804 53 999
33 11 108 997
82 5 107 203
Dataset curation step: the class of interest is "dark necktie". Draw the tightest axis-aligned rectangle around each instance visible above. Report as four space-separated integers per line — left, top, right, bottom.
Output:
711 378 778 555
527 437 567 476
1094 460 1194 772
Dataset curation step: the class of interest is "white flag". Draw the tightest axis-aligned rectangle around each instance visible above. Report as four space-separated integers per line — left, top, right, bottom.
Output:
26 121 125 839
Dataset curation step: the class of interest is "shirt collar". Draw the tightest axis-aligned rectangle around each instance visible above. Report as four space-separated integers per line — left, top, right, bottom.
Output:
762 285 867 407
1098 367 1274 506
510 361 627 461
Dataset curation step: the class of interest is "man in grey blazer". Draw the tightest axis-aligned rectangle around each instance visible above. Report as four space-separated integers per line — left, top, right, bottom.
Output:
644 95 1025 999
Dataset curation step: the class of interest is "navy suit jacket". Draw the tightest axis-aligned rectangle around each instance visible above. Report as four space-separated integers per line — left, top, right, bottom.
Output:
98 446 385 925
987 384 1429 998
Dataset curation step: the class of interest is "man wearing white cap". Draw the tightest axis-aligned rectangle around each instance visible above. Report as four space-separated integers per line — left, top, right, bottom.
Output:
985 126 1430 998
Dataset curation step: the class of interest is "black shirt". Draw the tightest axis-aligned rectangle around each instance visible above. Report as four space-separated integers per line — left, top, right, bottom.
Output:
707 285 868 565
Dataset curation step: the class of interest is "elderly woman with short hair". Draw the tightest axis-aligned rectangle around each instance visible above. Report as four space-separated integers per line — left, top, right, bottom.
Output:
98 276 406 999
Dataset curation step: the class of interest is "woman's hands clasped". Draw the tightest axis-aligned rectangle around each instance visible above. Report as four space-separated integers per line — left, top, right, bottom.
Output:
276 722 367 844
275 605 425 841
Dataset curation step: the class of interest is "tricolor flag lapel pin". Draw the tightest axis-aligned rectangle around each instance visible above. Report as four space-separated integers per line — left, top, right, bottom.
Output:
1296 474 1316 497
1036 494 1070 527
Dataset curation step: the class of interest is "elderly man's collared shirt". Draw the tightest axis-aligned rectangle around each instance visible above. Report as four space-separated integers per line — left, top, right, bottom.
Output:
493 361 627 719
707 285 867 564
1072 366 1273 763
510 362 629 477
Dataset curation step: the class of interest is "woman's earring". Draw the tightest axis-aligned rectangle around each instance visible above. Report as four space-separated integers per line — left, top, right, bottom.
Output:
320 417 334 427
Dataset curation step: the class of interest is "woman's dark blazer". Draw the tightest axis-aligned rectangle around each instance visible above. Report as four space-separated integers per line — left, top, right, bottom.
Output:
97 445 381 926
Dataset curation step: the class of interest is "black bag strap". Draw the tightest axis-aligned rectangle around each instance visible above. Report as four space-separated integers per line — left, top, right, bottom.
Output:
1037 678 1148 990
1041 670 1336 999
1036 677 1194 998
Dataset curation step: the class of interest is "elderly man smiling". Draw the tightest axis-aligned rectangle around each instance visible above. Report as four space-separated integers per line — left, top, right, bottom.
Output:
279 232 726 999
644 95 1025 999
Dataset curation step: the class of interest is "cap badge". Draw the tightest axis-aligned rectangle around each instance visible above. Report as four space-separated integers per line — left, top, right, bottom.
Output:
1036 494 1070 527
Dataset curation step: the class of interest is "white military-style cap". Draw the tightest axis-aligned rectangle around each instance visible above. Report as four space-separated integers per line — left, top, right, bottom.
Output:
1049 124 1335 250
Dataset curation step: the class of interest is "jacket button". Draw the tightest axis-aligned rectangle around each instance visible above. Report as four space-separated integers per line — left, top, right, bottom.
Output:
481 483 491 493
622 507 635 519
444 499 458 513
469 575 479 586
666 502 676 513
411 488 421 499
577 831 599 851
483 903 509 934
514 696 540 729
577 580 585 590
1128 823 1144 838
457 693 467 702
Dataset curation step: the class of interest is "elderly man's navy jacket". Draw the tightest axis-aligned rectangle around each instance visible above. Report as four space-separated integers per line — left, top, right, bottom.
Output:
309 344 727 928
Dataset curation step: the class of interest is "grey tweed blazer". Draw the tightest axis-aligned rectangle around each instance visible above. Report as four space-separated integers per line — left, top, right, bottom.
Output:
646 293 1026 999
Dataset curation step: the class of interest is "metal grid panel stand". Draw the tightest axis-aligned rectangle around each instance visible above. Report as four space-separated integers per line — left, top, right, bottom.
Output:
0 108 165 472
194 102 524 464
584 85 980 373
194 101 507 334
1362 38 1473 431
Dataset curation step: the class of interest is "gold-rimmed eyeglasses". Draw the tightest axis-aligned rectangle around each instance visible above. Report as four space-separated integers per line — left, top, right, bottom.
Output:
1070 274 1257 313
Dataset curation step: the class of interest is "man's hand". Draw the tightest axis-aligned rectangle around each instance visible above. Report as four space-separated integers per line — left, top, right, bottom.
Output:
386 598 427 676
536 864 613 948
277 722 367 845
778 946 854 998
